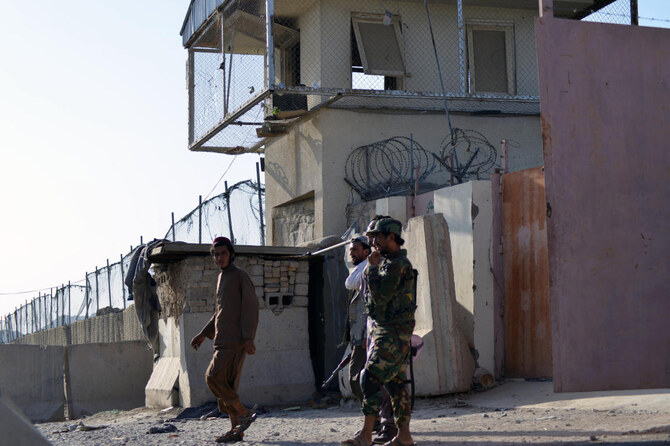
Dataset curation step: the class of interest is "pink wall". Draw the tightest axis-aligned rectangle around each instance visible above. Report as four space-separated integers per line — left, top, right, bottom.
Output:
536 18 670 391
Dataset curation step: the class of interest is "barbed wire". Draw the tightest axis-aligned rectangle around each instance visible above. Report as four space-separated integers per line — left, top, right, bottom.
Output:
344 136 440 201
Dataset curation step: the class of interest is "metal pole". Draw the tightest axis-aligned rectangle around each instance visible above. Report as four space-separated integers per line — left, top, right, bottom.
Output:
199 195 203 244
31 299 35 334
106 259 113 308
220 10 228 116
68 281 72 325
25 300 28 335
224 182 235 243
501 139 509 173
265 0 275 88
256 162 265 245
37 292 41 330
539 0 553 18
85 273 90 320
630 0 638 25
457 0 466 95
171 212 176 241
188 48 195 145
94 268 100 314
50 289 54 328
120 254 126 308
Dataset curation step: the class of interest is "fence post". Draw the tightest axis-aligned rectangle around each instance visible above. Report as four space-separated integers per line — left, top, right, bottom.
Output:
94 267 100 315
50 288 54 328
225 182 234 243
120 254 126 309
256 162 265 245
107 259 113 309
24 300 28 336
171 212 176 241
85 273 90 320
630 0 638 25
56 288 59 327
68 281 72 325
14 308 19 340
199 195 203 244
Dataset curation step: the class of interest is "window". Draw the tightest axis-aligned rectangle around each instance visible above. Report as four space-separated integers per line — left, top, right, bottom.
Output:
466 22 515 95
351 12 405 90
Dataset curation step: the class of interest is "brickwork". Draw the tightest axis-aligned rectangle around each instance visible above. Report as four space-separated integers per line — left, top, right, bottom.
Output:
154 254 311 322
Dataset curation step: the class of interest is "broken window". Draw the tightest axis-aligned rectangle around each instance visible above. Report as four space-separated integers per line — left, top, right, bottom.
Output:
351 12 405 90
466 22 516 95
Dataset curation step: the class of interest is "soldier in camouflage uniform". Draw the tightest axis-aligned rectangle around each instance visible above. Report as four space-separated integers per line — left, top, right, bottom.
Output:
342 217 416 446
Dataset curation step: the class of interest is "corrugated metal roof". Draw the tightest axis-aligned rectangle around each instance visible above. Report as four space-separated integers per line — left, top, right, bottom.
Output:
180 0 227 47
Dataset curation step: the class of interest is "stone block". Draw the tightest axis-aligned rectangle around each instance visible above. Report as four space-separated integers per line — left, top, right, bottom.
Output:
294 284 309 296
296 272 309 284
293 295 309 307
255 287 265 299
298 262 309 273
251 275 264 287
251 265 264 276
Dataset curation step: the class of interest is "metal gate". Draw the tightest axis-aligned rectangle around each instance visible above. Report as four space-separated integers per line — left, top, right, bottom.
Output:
502 166 552 378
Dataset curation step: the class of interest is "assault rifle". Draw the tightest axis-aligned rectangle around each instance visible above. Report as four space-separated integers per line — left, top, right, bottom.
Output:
321 353 351 389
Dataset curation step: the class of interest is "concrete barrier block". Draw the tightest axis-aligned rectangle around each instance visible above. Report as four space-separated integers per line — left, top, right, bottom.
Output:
0 389 50 446
175 308 314 408
145 357 180 408
67 341 153 419
0 345 65 422
405 214 476 395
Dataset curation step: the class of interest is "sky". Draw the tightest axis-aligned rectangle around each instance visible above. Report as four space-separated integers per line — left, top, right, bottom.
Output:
0 0 669 319
0 1 262 317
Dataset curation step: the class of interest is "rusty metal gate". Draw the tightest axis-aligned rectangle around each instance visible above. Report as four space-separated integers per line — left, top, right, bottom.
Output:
502 166 552 378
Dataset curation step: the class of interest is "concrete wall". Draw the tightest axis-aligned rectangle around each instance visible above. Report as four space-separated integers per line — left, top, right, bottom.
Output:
265 107 541 246
67 341 153 419
150 253 316 408
0 344 65 422
537 18 670 391
0 341 153 422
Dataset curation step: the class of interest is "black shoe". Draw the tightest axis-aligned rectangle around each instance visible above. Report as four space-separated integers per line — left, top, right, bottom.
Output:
371 420 383 433
372 425 398 444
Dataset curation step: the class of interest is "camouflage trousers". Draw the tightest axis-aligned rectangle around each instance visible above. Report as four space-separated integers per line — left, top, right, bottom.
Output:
362 323 414 427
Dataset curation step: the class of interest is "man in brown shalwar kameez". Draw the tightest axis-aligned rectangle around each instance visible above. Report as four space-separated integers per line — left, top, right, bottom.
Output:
191 236 259 443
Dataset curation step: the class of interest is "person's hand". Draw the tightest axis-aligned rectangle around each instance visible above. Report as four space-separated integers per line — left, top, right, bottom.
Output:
368 250 381 267
243 339 256 355
191 333 206 351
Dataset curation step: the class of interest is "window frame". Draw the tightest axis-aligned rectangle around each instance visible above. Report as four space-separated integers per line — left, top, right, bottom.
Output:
351 12 407 77
466 20 516 95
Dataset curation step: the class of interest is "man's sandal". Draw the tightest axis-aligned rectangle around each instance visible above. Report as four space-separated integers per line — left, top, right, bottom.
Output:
215 430 244 443
341 433 372 446
233 403 258 434
381 438 417 446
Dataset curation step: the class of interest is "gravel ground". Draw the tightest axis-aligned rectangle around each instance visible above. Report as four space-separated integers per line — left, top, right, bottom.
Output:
35 389 670 446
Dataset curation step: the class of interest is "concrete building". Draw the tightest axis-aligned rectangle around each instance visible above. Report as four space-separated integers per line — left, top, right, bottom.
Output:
179 0 610 245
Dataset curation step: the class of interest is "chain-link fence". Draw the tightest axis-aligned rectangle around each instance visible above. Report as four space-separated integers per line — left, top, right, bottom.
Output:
580 0 634 24
0 178 264 344
184 0 648 153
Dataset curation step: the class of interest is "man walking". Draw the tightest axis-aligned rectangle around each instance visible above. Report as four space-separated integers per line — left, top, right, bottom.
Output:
343 235 399 444
191 236 259 443
342 218 417 446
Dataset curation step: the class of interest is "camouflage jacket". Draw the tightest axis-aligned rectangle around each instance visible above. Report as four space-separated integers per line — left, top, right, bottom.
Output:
364 249 416 327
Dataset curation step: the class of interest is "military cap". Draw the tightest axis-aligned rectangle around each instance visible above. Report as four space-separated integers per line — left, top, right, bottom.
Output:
365 218 403 237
